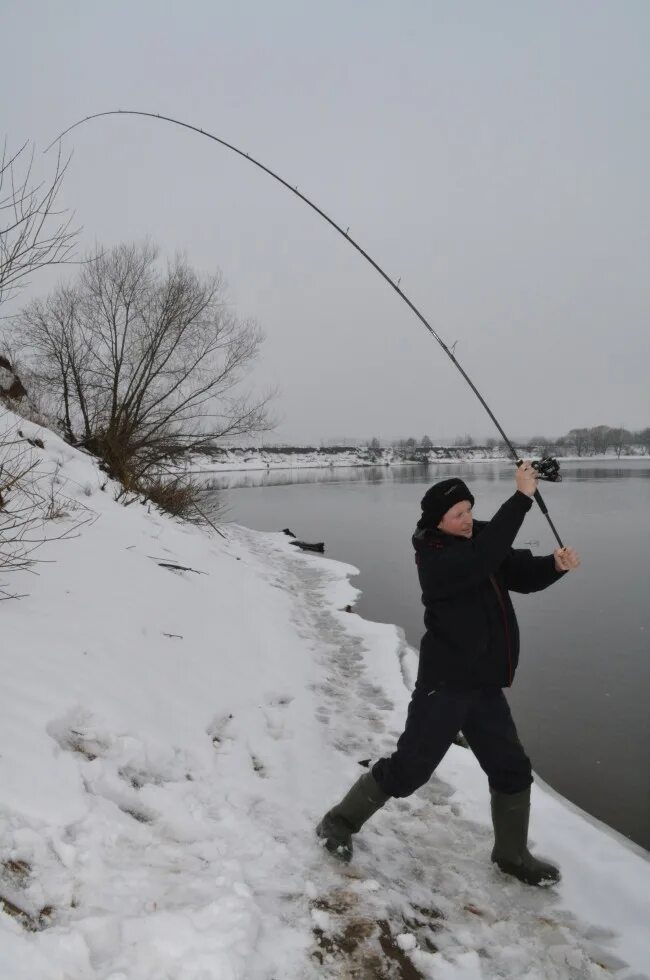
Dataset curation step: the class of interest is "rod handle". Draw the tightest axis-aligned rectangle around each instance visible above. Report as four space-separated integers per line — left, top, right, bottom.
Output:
516 459 564 548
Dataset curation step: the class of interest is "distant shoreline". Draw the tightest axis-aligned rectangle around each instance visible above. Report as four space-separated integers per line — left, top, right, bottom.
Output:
188 446 647 475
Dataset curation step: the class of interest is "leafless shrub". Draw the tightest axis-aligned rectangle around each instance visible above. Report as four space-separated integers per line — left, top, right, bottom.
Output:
114 471 203 521
0 414 95 595
18 242 273 485
146 477 200 519
112 465 224 527
42 461 69 520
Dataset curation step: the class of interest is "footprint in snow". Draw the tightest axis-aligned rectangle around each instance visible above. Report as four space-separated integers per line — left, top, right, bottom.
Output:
267 694 294 708
118 766 164 790
81 772 158 826
250 753 267 778
207 712 234 748
261 694 294 740
118 764 193 789
46 710 112 761
117 803 156 824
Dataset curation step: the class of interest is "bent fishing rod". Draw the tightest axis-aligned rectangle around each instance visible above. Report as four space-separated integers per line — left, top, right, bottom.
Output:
48 109 564 547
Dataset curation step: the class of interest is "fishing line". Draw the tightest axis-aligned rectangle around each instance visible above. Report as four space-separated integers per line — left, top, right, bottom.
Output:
47 109 564 547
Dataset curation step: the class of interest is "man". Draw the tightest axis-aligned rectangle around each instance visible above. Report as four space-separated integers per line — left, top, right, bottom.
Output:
317 463 580 886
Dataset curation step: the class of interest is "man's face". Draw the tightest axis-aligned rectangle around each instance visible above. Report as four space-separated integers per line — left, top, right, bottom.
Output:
438 499 473 538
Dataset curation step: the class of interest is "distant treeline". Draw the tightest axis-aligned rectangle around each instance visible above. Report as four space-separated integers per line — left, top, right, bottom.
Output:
494 426 647 457
375 426 649 457
209 426 649 458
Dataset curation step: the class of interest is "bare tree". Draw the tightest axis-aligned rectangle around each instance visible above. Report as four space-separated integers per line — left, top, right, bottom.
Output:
0 140 84 581
0 140 77 308
609 427 632 459
0 415 95 596
635 427 650 455
19 242 272 482
566 428 592 457
590 424 613 455
527 435 552 457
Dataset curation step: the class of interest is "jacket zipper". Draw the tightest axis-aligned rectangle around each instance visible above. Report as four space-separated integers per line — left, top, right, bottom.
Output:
489 574 512 686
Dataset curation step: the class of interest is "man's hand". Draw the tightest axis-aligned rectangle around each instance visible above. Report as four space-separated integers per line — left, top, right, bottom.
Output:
554 547 581 572
516 460 539 497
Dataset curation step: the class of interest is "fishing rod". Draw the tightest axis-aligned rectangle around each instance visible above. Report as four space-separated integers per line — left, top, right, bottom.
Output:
48 109 564 547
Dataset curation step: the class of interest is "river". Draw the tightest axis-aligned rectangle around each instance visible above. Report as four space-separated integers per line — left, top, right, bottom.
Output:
205 460 650 850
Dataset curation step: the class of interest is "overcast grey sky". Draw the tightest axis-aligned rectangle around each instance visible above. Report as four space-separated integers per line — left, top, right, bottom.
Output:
3 0 649 443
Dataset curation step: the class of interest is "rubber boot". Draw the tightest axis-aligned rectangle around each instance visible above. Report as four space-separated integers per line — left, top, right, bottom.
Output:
490 787 561 886
316 771 389 863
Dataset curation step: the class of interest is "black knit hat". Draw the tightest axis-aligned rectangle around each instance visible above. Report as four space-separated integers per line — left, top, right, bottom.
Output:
420 478 475 528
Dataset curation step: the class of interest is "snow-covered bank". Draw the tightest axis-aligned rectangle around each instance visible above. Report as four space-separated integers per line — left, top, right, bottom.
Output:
188 446 648 475
190 445 491 474
1 412 648 979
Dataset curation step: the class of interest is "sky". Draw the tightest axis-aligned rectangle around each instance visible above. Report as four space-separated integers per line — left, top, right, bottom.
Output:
2 0 649 444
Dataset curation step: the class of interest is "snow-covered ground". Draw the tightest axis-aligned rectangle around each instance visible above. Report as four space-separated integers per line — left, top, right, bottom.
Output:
1 410 648 979
188 447 510 475
188 446 648 475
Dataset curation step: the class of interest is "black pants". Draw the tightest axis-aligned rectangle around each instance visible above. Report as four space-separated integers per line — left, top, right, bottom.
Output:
372 686 532 798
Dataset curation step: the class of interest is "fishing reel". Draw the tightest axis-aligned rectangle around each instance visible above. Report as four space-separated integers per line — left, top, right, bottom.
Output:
531 457 562 482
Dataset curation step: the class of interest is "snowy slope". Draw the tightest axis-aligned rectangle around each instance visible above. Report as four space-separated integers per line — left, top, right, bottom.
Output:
0 410 648 980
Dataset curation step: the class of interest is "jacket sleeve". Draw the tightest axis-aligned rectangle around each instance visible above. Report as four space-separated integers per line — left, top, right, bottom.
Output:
502 550 566 593
418 491 533 601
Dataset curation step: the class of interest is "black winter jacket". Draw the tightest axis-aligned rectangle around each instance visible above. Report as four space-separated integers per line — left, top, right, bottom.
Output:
413 491 565 690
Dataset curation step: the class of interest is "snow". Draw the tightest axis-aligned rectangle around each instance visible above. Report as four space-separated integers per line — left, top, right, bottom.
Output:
186 446 649 476
0 408 648 979
187 446 511 476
